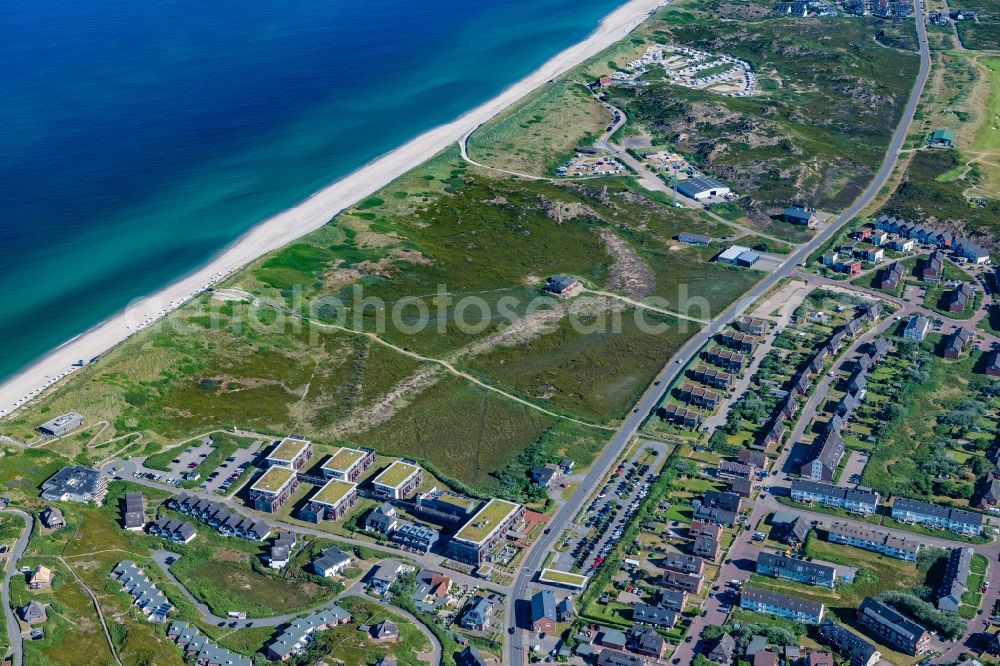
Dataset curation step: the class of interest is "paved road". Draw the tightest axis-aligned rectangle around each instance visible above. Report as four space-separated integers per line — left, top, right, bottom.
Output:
107 459 506 597
803 271 1000 347
1 510 31 666
505 3 932 660
151 553 441 665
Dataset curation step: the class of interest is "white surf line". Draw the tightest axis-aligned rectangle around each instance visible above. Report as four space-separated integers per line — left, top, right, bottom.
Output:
233 290 617 432
0 0 669 421
581 288 710 324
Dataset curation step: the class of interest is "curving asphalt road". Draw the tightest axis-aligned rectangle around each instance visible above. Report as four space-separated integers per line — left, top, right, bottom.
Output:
1 509 32 666
150 551 441 665
505 4 931 662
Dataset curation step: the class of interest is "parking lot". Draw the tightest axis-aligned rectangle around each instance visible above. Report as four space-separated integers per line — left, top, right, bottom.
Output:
135 436 262 493
201 440 261 494
135 437 214 486
556 442 668 577
837 450 869 489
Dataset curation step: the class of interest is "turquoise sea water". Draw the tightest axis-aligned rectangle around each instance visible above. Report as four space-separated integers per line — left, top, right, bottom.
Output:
0 0 625 380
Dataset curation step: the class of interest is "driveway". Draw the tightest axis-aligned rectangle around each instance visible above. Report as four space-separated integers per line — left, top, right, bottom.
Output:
837 450 869 489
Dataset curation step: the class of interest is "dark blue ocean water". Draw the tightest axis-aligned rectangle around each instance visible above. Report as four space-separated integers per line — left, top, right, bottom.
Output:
0 0 624 379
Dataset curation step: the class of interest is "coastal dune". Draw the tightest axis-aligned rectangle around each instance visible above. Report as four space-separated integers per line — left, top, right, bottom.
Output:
0 0 667 418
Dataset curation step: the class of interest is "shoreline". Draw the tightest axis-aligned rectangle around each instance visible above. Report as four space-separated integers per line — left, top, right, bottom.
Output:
0 0 667 419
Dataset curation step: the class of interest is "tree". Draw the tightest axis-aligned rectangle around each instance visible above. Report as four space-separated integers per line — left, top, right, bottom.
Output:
877 591 966 640
968 456 992 479
701 625 725 640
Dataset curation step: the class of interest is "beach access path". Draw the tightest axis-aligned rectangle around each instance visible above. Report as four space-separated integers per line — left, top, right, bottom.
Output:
0 0 669 420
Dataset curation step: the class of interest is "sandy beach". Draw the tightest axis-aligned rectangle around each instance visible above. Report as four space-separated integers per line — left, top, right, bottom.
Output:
0 0 667 419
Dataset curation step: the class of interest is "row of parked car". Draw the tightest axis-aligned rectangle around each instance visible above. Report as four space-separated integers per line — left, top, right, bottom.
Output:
574 458 660 576
203 456 250 493
132 471 184 487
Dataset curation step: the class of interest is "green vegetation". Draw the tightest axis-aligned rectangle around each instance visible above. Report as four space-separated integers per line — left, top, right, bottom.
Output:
877 591 966 640
804 532 923 609
959 57 1000 201
603 1 919 221
467 81 611 176
861 338 998 502
465 308 694 423
7 149 754 493
166 525 344 618
882 148 1000 242
327 596 432 666
956 5 1000 50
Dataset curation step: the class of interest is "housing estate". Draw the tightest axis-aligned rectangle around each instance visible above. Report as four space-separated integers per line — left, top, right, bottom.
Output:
169 494 271 541
264 605 351 661
297 478 358 523
312 546 352 577
416 487 481 523
790 479 879 514
265 435 313 471
112 560 173 623
249 466 299 513
632 603 677 629
937 546 973 613
167 622 252 666
891 497 984 536
827 521 920 561
461 595 494 631
740 586 825 623
817 622 882 666
530 589 557 633
446 498 525 566
121 491 145 531
371 460 423 499
903 315 930 342
856 598 931 656
148 517 196 544
800 428 844 482
756 552 836 588
320 446 376 482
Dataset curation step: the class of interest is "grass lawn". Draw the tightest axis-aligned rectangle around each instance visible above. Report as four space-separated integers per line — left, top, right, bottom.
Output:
333 596 432 666
164 521 344 619
662 503 694 524
804 535 923 609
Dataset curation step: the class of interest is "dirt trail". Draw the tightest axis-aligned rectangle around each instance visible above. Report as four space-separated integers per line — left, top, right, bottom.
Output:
335 295 622 435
